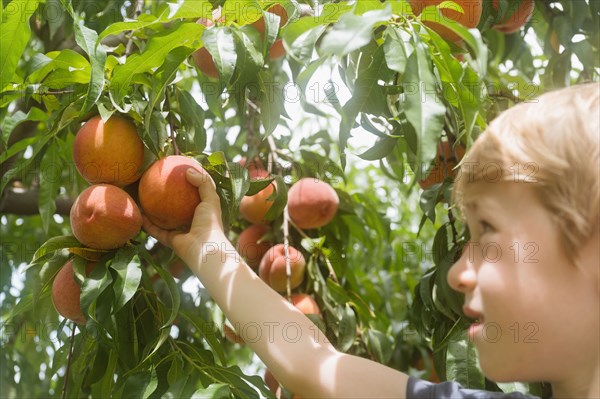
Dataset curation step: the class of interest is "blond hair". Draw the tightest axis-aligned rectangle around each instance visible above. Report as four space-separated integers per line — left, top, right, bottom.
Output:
454 83 600 256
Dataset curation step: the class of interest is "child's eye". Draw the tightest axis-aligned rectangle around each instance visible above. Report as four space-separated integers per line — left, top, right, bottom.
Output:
480 220 494 234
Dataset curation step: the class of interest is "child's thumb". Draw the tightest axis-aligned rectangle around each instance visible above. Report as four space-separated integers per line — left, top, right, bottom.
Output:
186 168 219 203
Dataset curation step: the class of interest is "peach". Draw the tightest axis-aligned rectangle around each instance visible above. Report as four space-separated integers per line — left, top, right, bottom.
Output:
223 324 245 344
409 0 483 42
491 0 534 34
252 4 289 36
73 115 144 187
291 293 321 316
258 244 306 292
287 178 339 229
239 168 276 224
264 369 280 394
236 224 272 269
70 184 142 249
237 156 266 178
192 8 225 79
52 260 96 324
418 141 466 189
269 39 286 60
138 155 205 230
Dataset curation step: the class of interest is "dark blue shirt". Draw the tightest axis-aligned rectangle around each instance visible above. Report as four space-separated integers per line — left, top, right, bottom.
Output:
407 377 540 399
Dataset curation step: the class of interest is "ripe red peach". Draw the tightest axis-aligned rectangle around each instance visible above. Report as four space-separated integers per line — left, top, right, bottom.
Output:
291 293 321 316
239 168 276 224
287 178 339 229
491 0 534 34
409 0 483 43
269 39 286 60
251 4 289 36
138 155 206 230
73 115 144 187
223 324 245 344
258 244 306 292
236 224 272 269
52 260 96 324
70 184 143 249
418 141 466 189
192 8 224 79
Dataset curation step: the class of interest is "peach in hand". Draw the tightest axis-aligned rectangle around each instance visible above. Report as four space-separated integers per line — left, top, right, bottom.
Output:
138 155 206 230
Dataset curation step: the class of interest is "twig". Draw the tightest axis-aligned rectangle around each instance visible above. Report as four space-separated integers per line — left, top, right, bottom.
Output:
125 0 145 55
283 206 292 302
266 135 293 300
287 216 339 283
61 323 77 399
165 92 180 156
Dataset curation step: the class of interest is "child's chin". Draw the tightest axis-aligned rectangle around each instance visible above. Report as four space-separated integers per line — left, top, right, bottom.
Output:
479 360 532 384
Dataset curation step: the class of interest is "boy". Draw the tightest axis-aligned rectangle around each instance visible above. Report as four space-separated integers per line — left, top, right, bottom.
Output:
143 83 599 398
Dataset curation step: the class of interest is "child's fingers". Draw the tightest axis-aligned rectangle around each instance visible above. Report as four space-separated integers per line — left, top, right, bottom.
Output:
186 168 220 206
142 215 176 247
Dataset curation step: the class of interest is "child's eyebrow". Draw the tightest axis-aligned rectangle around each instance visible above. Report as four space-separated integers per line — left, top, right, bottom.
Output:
463 201 478 212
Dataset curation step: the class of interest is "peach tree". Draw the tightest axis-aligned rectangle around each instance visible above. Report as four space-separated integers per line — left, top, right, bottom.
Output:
1 0 597 397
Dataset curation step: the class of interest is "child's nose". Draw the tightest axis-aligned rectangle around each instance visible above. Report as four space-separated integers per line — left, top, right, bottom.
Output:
447 244 477 293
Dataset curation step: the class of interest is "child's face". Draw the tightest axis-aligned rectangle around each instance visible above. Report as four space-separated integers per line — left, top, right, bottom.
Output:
447 181 599 384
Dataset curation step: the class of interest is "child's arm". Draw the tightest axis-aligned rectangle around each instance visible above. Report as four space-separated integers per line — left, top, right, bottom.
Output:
143 168 410 398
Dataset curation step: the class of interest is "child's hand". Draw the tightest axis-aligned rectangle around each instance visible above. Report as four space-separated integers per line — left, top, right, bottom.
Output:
143 168 225 265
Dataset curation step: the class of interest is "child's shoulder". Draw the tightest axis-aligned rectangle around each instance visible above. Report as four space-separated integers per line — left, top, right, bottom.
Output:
407 377 541 399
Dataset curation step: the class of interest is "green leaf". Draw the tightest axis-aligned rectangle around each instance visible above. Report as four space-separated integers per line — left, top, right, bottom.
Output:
168 0 214 20
337 304 357 352
121 372 154 399
144 47 193 139
257 69 283 136
365 329 393 364
38 138 64 233
73 16 107 115
320 3 392 57
142 367 159 399
339 43 390 169
80 262 113 322
27 49 91 87
178 310 227 366
98 13 168 43
28 235 83 268
0 0 40 88
176 88 207 153
110 22 204 105
145 252 181 329
110 247 142 312
357 136 398 161
446 328 486 389
0 107 47 147
263 175 287 222
191 383 231 399
403 33 446 180
294 56 330 117
222 0 262 26
383 27 408 73
204 26 238 83
282 17 327 64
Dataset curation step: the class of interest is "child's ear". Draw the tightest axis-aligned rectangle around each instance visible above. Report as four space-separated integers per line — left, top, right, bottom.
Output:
577 230 600 289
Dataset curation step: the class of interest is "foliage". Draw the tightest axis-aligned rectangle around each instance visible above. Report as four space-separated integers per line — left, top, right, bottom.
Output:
1 0 597 397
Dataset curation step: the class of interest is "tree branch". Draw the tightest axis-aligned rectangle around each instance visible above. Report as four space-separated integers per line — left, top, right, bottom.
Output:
0 187 73 215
